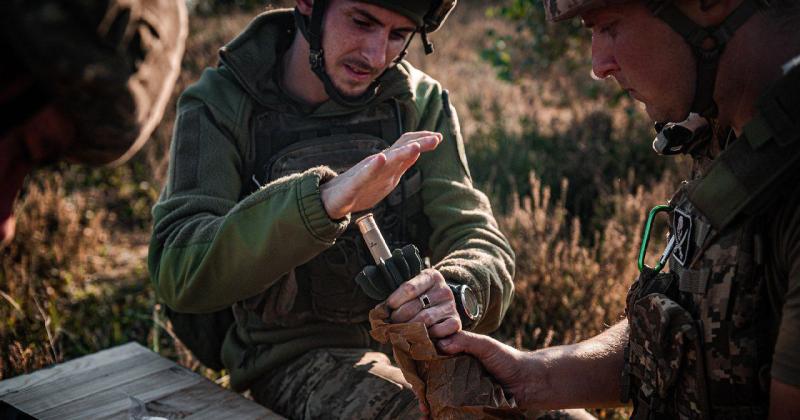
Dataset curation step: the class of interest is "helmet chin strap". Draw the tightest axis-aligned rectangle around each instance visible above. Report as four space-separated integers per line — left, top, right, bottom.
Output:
650 0 761 118
292 5 416 108
648 0 762 154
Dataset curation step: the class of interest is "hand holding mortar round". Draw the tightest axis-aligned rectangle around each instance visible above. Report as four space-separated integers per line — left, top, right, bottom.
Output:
355 214 482 325
354 213 424 300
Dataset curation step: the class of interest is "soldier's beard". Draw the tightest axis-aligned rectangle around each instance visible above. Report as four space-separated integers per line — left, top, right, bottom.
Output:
330 57 382 97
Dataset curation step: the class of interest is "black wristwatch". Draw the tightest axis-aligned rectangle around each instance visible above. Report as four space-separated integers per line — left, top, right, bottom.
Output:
448 283 481 328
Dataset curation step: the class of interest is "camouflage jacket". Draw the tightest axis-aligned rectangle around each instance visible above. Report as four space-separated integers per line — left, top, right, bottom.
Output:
622 56 800 419
148 9 515 392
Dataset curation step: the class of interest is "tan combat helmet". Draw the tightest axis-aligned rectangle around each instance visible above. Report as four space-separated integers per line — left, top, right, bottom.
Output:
0 0 188 166
541 0 766 120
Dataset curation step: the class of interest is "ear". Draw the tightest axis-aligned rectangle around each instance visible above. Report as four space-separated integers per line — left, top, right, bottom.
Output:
296 0 313 16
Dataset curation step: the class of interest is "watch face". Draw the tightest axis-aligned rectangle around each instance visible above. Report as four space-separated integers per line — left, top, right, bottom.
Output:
461 286 480 320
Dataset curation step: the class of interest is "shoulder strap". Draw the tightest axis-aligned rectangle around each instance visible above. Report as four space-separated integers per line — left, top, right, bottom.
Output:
689 63 800 230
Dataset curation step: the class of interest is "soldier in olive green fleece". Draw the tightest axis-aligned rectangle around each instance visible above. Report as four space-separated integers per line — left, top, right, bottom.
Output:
149 1 514 417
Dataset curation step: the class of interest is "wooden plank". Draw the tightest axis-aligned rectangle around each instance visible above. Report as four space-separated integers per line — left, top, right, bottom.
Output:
2 349 175 413
35 367 204 420
99 378 282 419
0 342 280 420
0 342 148 395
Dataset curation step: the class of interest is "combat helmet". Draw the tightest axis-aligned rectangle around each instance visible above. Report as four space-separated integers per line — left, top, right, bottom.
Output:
294 0 457 107
0 0 188 166
543 0 767 121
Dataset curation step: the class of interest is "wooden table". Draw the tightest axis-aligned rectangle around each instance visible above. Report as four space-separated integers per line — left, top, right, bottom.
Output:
0 342 283 419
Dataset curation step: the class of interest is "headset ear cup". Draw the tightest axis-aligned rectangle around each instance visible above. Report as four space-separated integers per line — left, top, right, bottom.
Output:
401 244 423 277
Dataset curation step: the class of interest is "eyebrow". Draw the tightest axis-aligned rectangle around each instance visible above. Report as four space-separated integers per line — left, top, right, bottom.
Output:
352 8 417 34
581 10 622 29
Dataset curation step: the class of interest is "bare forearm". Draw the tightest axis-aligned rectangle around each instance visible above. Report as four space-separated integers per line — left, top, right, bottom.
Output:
522 320 629 410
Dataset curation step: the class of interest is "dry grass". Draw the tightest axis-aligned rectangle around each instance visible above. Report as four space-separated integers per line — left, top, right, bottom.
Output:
1 174 108 376
496 172 674 350
2 3 679 417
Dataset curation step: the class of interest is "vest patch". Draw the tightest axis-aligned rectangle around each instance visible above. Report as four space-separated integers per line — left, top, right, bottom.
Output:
673 207 693 267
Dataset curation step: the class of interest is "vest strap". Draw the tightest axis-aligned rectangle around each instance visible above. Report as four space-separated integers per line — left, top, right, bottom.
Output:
677 267 710 294
654 0 760 117
689 64 800 229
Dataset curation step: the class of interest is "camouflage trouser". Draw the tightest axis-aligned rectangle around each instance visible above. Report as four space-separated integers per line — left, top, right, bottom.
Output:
250 348 419 420
250 347 598 420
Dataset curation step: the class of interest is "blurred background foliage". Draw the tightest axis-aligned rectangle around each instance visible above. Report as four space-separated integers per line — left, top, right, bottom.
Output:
1 1 685 416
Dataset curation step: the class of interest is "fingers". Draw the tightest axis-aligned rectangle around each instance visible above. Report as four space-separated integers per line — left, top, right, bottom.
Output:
408 300 455 326
391 131 441 155
351 133 440 191
413 135 441 153
319 132 440 219
428 317 461 338
352 152 387 179
386 269 444 310
436 330 501 358
385 141 421 169
394 131 441 147
390 285 448 323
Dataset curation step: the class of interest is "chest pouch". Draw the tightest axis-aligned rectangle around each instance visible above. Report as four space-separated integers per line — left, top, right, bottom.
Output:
623 275 709 420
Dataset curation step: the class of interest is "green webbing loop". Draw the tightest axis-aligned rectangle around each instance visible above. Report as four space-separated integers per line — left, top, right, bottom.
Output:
638 205 674 273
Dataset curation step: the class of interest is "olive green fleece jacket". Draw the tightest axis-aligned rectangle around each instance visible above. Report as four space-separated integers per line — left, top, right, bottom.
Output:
148 9 514 391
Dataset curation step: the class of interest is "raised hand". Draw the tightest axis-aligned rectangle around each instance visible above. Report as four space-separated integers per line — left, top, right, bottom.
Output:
319 131 441 220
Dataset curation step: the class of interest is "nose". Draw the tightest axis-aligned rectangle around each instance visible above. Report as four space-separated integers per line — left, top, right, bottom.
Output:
591 33 619 80
361 32 388 70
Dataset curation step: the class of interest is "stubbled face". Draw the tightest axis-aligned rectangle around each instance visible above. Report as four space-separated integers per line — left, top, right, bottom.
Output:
320 0 417 97
582 2 696 122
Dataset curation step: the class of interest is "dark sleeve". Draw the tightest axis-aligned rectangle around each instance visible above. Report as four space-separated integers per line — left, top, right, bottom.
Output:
770 191 800 387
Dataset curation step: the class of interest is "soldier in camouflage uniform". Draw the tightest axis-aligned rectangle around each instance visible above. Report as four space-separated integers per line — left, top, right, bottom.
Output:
0 0 187 246
148 0 515 418
439 0 800 418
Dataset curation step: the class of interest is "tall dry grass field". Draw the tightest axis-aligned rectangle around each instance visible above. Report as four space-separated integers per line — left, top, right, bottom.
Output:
2 2 679 416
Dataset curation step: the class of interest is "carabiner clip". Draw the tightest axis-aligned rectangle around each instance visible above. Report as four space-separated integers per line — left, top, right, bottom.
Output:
638 205 675 273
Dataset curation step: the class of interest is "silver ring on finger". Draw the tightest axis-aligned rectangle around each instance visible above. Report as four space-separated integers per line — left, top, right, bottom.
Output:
419 294 432 310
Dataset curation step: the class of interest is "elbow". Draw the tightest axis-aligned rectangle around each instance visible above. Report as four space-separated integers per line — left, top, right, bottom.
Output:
153 268 211 313
149 250 203 313
158 283 196 313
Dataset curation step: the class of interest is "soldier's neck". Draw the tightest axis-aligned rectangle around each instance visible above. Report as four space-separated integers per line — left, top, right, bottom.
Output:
280 33 329 106
715 13 800 136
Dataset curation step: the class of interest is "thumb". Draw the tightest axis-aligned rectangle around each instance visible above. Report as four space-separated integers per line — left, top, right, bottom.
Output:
437 331 498 359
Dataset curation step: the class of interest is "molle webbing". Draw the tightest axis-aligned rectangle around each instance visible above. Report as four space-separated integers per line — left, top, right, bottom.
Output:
689 64 800 230
249 99 404 192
